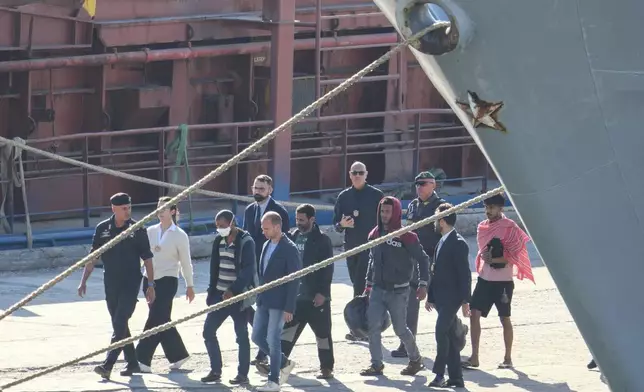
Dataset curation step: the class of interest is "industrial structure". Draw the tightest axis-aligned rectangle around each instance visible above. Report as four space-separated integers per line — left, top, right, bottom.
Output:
0 0 489 243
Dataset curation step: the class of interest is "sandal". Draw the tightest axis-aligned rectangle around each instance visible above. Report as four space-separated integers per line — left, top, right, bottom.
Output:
461 359 479 369
498 361 514 369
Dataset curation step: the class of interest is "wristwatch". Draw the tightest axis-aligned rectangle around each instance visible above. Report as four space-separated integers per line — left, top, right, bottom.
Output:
147 281 156 288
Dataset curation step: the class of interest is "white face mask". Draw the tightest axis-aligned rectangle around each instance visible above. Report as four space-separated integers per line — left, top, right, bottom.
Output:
217 227 231 237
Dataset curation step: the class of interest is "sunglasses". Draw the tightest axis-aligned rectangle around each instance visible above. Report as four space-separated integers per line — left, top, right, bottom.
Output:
350 170 365 176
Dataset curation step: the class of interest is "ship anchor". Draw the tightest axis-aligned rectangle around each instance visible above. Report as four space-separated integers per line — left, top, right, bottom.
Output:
456 91 507 133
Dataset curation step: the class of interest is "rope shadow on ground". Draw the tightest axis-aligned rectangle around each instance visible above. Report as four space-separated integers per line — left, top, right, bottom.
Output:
287 373 352 391
463 366 577 391
364 374 433 391
156 370 237 391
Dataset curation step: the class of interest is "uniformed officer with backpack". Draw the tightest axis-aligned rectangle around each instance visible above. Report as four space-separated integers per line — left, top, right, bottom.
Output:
201 210 258 385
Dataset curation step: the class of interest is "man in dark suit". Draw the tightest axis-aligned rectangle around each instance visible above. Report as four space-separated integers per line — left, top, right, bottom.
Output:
251 211 302 391
243 174 290 365
425 203 472 388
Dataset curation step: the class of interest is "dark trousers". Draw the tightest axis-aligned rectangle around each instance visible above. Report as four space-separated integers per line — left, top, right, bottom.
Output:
432 303 464 380
203 291 251 377
102 277 141 370
281 299 334 370
346 250 369 297
398 284 420 348
135 277 189 367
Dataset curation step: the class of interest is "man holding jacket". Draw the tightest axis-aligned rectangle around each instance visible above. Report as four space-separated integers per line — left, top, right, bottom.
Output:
360 196 431 377
202 210 257 385
279 204 335 380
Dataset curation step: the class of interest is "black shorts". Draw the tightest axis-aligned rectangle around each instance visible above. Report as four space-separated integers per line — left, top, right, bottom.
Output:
470 277 514 318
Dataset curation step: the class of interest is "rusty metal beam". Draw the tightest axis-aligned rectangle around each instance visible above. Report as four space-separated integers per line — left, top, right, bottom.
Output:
264 0 295 202
0 32 398 73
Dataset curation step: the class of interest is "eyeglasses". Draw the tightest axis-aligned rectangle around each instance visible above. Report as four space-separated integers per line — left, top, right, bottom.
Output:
350 170 365 176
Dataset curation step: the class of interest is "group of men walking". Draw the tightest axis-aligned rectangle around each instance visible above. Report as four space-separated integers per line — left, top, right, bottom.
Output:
79 160 533 391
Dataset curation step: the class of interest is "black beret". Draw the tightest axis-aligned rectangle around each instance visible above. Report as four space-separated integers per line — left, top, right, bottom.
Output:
110 192 131 206
414 171 436 181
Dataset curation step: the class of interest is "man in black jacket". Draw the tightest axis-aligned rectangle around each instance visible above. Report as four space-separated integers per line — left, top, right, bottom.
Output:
333 161 384 341
279 204 335 380
360 196 430 377
242 174 290 365
202 210 257 385
392 171 446 358
425 203 471 388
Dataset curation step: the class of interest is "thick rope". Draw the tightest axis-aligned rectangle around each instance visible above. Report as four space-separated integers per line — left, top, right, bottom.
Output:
0 186 504 390
0 20 450 323
0 135 333 211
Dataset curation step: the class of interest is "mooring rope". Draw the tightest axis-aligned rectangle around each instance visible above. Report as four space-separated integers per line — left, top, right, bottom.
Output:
0 20 451 323
0 136 334 211
0 186 504 390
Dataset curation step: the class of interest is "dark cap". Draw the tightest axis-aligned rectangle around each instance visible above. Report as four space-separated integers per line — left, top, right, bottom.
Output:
414 171 435 182
110 192 131 206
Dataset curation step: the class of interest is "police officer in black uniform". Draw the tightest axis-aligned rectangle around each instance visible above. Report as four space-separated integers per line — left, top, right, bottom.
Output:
333 161 384 341
77 192 156 380
391 171 446 358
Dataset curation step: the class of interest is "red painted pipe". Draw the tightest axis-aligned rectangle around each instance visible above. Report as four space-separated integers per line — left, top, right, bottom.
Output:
0 33 398 73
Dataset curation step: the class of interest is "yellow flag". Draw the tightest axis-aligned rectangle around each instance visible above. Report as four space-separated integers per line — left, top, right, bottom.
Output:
83 0 96 18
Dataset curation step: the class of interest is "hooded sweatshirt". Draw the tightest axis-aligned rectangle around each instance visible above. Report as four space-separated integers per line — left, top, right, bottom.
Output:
365 196 431 290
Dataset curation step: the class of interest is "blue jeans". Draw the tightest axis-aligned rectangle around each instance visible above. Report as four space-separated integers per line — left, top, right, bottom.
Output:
368 286 421 367
251 305 288 383
203 292 250 377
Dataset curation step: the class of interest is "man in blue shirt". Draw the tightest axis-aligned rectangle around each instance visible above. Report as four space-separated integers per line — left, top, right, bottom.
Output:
251 211 302 392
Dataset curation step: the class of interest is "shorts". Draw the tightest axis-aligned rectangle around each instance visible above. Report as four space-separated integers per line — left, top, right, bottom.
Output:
470 277 514 318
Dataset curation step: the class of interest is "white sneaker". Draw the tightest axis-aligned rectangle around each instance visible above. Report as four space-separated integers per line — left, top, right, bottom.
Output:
256 380 280 392
138 363 152 373
279 359 296 385
169 356 190 370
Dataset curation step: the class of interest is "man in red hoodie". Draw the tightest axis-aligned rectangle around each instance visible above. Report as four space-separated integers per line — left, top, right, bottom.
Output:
359 196 431 377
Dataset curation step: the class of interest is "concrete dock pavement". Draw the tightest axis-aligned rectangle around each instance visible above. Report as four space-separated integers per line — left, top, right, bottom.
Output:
0 237 608 391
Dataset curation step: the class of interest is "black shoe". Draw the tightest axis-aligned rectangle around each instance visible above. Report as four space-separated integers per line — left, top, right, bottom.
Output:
251 355 268 366
229 375 249 385
255 361 270 376
446 378 465 388
346 332 369 342
391 344 408 358
360 364 384 376
93 365 111 380
588 359 597 369
428 375 447 387
119 365 141 376
316 368 334 379
400 359 425 375
200 372 221 383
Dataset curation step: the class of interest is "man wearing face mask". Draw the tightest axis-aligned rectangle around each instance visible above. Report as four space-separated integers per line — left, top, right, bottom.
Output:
243 174 290 365
202 210 258 385
392 171 445 358
276 204 335 380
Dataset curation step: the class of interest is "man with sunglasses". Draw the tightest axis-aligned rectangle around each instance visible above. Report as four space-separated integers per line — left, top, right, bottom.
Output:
333 161 384 342
391 171 446 358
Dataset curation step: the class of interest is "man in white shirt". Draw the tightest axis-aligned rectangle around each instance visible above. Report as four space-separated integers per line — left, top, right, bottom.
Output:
136 196 195 373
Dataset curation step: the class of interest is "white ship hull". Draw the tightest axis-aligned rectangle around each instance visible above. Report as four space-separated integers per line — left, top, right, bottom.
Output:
372 1 644 391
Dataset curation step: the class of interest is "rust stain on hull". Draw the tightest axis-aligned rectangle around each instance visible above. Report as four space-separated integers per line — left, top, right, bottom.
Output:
456 91 507 133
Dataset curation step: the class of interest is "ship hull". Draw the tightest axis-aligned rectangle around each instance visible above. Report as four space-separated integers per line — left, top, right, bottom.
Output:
373 0 644 390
